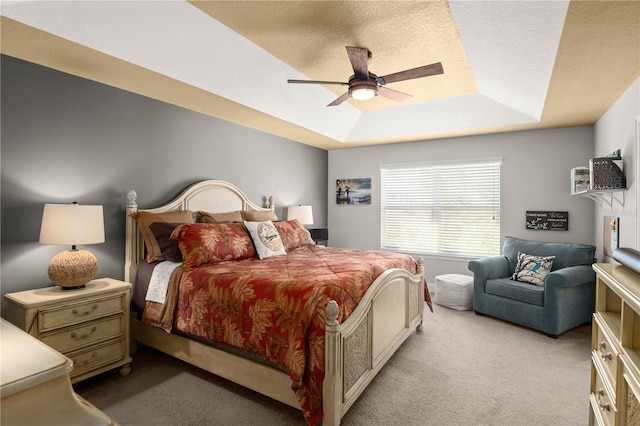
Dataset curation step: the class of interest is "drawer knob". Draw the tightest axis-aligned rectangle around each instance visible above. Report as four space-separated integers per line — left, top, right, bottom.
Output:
73 352 97 367
599 342 612 361
70 326 97 340
599 402 611 412
72 304 98 316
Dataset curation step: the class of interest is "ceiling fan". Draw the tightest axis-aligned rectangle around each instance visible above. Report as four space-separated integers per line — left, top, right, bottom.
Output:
287 46 444 107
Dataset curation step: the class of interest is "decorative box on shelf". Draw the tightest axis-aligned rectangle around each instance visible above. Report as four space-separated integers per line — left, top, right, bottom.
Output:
3 278 132 384
590 157 626 190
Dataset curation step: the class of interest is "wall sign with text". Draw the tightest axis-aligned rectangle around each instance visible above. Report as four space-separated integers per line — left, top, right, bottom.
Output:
525 211 569 231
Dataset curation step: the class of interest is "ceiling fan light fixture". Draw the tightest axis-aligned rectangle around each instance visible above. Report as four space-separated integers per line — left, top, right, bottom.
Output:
349 80 378 101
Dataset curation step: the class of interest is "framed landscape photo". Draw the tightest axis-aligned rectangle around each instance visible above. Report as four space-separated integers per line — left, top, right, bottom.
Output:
336 178 371 205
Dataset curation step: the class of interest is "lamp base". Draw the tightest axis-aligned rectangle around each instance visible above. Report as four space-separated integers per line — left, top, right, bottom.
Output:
48 249 98 289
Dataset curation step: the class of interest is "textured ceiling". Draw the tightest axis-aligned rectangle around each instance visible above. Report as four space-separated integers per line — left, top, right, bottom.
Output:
1 1 638 150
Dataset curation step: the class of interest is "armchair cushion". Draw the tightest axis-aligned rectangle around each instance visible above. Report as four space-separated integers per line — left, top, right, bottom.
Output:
486 278 544 306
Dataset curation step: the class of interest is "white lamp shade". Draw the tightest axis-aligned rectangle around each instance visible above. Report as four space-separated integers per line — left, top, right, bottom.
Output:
39 204 105 246
287 205 313 225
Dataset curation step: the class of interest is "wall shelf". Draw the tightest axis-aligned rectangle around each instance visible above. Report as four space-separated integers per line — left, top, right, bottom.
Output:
572 188 626 208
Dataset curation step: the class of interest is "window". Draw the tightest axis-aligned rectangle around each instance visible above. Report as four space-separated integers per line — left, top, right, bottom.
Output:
380 158 501 257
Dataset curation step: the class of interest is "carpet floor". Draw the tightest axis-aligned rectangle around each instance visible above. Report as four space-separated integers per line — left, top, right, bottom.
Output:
75 305 591 425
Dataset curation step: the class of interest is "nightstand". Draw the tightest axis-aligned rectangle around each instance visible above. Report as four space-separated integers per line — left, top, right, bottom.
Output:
4 278 133 384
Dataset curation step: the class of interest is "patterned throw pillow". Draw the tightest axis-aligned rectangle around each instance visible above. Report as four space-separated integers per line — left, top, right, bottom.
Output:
244 221 286 259
170 223 256 269
511 252 555 286
273 219 315 251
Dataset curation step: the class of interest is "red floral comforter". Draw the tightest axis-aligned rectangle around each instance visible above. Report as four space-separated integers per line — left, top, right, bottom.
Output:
172 245 421 425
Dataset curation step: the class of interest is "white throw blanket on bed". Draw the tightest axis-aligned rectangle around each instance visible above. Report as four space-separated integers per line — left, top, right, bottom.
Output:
145 261 181 304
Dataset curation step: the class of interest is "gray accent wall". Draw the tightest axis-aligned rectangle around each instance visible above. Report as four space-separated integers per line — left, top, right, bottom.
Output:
1 55 328 306
328 126 596 284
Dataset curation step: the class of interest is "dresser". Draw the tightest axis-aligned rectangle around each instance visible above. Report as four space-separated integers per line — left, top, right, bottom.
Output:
590 263 640 425
1 318 115 425
4 278 132 384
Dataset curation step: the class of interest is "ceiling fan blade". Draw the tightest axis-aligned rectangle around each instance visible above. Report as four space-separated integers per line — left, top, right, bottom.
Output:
378 86 413 103
379 62 444 85
327 92 351 107
288 79 348 86
346 46 369 77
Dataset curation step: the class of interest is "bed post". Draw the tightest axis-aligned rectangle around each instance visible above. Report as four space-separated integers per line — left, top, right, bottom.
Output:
416 256 425 332
323 300 341 426
124 189 139 283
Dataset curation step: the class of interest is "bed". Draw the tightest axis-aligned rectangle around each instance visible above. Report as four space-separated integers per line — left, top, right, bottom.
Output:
124 180 430 426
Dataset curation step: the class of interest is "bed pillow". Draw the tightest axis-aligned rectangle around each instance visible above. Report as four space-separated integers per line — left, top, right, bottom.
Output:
244 221 286 259
148 222 183 263
195 210 243 224
273 219 315 251
171 223 256 269
511 252 555 286
130 210 194 262
241 210 278 222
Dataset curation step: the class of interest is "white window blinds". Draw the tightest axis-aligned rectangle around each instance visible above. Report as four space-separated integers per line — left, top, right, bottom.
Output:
380 159 501 257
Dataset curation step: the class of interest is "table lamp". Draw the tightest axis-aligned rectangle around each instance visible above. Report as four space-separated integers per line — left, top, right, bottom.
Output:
287 205 313 225
39 203 105 289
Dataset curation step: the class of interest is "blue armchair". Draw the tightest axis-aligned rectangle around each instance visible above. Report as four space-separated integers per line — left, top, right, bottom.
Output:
468 236 596 337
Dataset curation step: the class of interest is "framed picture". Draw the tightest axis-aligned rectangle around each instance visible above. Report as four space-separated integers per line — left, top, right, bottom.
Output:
604 216 619 257
336 178 371 205
525 211 568 231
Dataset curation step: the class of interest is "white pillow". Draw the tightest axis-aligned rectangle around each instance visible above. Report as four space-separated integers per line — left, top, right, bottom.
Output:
244 221 286 259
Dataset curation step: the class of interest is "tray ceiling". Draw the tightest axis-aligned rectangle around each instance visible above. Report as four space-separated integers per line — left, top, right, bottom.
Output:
1 1 638 150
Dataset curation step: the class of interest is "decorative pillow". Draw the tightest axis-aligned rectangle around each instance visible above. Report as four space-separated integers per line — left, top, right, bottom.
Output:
195 210 243 224
511 252 555 286
273 219 315 251
148 222 183 263
244 221 286 259
130 210 194 262
170 223 256 269
241 210 278 222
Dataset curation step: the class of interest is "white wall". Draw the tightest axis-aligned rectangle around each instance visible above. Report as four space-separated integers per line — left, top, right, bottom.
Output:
328 126 595 283
594 78 640 259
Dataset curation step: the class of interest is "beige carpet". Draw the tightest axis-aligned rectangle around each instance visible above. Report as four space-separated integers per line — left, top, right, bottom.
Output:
75 305 591 425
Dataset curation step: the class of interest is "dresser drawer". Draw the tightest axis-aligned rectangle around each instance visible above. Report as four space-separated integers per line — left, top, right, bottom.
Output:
68 338 126 378
40 315 124 353
593 359 617 425
594 317 619 388
39 293 126 332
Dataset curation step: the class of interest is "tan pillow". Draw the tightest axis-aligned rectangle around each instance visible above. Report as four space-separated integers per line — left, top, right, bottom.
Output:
130 210 194 262
241 210 278 222
196 210 243 223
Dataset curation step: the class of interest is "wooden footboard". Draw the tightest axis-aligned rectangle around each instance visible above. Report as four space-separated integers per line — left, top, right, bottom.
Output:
323 258 424 425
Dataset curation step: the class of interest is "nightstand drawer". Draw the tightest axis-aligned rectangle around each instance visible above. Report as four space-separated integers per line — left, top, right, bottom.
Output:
39 293 126 332
68 338 126 378
41 315 124 353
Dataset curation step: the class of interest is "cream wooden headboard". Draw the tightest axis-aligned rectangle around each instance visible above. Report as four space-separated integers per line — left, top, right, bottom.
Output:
124 180 274 283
